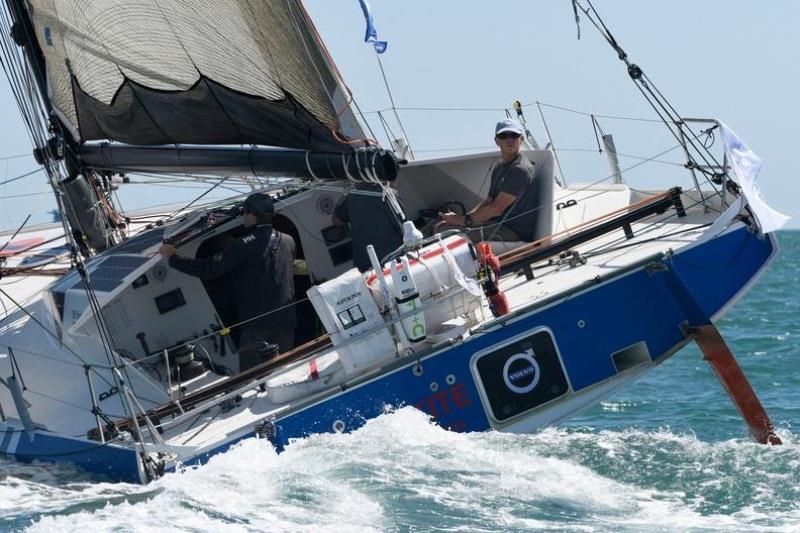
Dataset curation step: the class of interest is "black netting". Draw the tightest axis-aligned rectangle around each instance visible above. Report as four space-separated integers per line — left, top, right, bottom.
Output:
27 0 363 149
73 76 348 151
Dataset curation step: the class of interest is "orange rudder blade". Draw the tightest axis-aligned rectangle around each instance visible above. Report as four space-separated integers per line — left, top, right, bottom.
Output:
695 324 781 445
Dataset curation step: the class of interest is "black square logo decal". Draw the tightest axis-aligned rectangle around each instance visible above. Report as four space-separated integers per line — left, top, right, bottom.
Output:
474 329 569 422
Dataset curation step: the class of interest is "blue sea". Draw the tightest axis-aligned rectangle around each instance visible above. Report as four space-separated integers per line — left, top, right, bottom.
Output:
1 232 798 532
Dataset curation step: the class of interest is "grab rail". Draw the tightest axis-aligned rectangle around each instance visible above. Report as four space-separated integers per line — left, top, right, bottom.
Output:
498 186 684 276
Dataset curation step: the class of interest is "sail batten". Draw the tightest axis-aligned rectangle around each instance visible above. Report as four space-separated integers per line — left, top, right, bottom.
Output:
25 0 366 151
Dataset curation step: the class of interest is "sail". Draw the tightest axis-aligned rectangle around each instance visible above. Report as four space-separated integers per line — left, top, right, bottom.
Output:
23 0 366 151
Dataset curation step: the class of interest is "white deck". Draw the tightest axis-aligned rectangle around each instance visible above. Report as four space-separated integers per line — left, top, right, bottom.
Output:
0 184 742 465
154 195 726 455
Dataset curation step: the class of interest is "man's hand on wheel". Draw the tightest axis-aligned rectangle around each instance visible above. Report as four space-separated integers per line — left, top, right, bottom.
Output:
439 211 465 227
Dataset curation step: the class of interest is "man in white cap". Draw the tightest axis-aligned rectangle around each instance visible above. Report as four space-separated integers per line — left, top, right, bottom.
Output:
437 118 538 242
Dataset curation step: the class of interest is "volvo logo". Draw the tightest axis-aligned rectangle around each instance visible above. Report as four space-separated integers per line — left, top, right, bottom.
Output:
502 348 540 394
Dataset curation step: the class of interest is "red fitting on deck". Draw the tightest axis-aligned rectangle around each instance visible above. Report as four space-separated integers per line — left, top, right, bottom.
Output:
476 242 501 277
477 242 509 317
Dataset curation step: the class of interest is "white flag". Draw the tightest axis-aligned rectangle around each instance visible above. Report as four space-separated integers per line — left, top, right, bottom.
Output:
719 123 789 233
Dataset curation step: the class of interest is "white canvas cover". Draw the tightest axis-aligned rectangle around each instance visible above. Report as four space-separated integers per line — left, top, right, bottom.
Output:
307 268 397 375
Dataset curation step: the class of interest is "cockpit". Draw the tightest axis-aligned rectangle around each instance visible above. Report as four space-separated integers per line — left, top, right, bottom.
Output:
44 184 356 387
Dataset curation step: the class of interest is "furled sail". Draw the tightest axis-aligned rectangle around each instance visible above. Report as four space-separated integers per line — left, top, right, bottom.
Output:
23 0 366 151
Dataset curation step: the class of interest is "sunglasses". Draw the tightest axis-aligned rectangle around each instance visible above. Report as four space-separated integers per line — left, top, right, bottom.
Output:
497 132 521 140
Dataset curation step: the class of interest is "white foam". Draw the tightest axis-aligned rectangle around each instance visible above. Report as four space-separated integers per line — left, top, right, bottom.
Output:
4 409 798 532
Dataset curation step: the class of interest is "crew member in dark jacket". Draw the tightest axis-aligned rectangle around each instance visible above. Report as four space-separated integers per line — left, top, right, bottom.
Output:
158 193 296 362
333 182 404 272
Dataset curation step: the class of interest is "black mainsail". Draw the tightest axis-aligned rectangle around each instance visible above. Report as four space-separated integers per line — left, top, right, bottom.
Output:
23 0 367 151
2 0 401 259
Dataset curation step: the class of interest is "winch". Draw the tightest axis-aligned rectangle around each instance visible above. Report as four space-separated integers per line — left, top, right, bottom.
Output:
166 342 206 381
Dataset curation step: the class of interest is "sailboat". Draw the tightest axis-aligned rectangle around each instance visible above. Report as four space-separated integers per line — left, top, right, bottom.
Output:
0 0 788 483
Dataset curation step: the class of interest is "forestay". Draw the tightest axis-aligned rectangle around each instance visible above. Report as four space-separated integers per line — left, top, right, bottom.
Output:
25 0 365 150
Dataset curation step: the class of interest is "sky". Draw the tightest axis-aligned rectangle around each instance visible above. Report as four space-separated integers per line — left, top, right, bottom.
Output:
1 0 798 230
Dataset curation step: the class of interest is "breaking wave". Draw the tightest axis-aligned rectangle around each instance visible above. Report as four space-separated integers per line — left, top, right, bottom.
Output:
2 407 798 532
2 233 798 532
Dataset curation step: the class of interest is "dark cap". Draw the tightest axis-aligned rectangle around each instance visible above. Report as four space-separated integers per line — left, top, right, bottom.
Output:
242 193 275 218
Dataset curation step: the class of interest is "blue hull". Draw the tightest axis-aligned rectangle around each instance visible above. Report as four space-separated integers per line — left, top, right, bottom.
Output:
271 226 774 437
0 428 142 483
2 225 776 482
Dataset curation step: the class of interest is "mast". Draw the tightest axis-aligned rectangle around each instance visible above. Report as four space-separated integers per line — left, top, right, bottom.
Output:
1 1 142 446
3 0 120 254
5 0 49 115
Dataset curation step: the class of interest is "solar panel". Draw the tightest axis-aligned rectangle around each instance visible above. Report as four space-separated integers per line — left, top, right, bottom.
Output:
70 255 149 292
113 228 165 254
100 255 150 269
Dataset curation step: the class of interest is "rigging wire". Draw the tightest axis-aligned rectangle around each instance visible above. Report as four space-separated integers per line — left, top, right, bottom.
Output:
0 166 44 187
372 51 414 158
0 13 49 147
0 287 118 391
563 192 723 269
161 175 234 222
361 102 662 124
0 213 31 256
0 0 742 438
465 142 687 237
376 111 398 149
0 153 33 161
572 0 723 196
363 105 506 114
1 5 146 417
527 101 663 124
590 115 604 152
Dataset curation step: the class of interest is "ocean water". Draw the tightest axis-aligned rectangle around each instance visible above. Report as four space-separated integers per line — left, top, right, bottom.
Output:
1 231 798 532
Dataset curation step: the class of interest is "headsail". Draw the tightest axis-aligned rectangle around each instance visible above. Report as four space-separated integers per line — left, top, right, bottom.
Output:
22 0 366 151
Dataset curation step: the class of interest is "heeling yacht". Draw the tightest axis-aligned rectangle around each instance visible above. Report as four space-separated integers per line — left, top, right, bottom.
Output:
0 0 786 483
